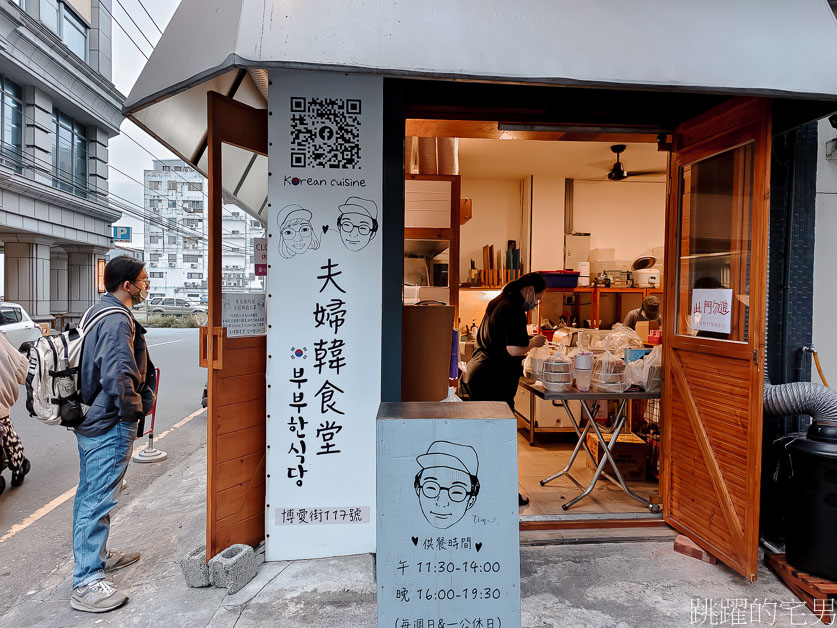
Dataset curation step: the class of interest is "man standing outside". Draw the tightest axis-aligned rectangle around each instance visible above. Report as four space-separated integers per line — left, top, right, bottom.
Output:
71 257 156 613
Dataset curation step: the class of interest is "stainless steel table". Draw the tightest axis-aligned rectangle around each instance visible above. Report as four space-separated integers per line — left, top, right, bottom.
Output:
518 379 661 513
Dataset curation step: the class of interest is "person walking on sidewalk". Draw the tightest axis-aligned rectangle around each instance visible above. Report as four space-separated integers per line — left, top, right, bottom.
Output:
70 257 156 614
0 331 31 494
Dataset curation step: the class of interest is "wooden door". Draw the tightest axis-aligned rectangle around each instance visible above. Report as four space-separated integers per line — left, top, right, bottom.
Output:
199 92 268 559
662 97 771 580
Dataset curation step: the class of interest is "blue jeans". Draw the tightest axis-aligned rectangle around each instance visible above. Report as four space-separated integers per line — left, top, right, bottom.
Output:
72 420 137 589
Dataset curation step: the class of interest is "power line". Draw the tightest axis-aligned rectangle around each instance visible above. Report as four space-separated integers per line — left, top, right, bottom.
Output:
114 0 156 50
98 0 149 59
134 0 164 36
3 35 255 232
1 29 262 253
0 77 247 244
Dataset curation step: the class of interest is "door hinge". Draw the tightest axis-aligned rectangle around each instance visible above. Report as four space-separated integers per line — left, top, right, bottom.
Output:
753 349 759 365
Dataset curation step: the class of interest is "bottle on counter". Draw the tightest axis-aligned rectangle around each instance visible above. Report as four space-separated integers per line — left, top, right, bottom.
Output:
470 319 478 341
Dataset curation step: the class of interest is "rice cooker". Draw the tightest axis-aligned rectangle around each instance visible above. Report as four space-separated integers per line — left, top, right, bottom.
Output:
634 268 661 288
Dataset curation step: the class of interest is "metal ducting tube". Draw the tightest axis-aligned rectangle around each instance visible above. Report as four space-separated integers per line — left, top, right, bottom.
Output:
763 378 837 580
763 381 837 424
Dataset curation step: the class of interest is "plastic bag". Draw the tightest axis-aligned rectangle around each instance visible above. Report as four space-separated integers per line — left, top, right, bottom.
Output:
624 359 645 389
642 345 663 393
606 323 643 358
591 338 628 393
523 344 552 380
441 387 463 402
542 345 574 392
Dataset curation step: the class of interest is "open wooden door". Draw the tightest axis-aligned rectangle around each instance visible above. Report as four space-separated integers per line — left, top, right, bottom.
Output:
662 97 770 580
199 92 268 558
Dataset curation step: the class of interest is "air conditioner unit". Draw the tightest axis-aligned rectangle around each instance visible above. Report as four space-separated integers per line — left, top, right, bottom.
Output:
190 264 197 268
149 262 157 267
169 263 176 267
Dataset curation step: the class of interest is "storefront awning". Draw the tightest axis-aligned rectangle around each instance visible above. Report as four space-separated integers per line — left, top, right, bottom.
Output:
124 0 837 220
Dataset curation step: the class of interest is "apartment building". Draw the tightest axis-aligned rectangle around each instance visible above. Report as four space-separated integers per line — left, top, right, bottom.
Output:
0 0 122 325
144 159 264 302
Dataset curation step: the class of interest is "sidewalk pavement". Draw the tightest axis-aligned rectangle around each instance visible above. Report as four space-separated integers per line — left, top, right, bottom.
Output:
0 445 814 628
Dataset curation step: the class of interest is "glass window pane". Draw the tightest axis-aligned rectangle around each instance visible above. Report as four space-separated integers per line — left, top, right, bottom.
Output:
62 7 87 60
675 142 754 342
74 134 87 192
57 123 74 192
40 0 59 32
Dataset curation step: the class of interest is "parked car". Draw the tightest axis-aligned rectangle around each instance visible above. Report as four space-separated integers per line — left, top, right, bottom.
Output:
0 302 45 351
135 297 207 315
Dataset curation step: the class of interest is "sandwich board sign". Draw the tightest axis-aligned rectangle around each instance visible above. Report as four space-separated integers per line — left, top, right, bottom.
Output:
376 402 521 628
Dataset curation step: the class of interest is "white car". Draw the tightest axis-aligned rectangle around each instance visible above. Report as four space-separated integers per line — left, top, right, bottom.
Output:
0 302 44 351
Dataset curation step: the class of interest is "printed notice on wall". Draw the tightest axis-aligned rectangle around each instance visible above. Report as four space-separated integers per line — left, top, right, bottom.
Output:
265 70 383 561
254 237 267 276
222 293 266 337
690 288 733 334
377 416 521 627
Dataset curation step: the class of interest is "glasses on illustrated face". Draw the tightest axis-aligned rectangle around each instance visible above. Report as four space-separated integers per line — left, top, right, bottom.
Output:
281 225 312 238
338 220 372 236
420 480 471 503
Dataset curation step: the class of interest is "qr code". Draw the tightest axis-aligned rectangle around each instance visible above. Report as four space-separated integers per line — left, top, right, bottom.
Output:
289 97 362 169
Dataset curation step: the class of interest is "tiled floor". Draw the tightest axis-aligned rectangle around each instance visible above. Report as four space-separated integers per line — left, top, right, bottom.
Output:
516 429 660 516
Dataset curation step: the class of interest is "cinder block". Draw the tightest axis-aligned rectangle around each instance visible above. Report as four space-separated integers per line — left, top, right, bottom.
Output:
180 545 211 588
254 541 266 567
208 544 258 594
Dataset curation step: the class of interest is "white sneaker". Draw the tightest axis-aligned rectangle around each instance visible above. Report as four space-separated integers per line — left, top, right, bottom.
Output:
70 580 128 613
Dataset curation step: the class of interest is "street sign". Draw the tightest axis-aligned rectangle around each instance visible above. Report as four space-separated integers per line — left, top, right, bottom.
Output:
113 225 132 241
255 237 267 276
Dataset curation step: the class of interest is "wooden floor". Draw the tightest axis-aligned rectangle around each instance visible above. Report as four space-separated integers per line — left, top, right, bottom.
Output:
517 429 660 516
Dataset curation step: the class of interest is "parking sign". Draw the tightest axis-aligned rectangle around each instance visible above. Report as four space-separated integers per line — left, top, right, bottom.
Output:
113 225 132 241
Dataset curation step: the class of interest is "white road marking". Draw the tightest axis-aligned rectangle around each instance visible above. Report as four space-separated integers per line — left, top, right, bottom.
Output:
146 339 184 348
0 407 206 545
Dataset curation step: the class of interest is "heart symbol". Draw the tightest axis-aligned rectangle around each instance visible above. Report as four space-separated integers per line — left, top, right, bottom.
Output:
322 225 329 234
411 536 418 546
475 542 483 553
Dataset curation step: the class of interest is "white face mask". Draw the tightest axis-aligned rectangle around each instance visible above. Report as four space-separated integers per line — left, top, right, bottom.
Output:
522 286 538 311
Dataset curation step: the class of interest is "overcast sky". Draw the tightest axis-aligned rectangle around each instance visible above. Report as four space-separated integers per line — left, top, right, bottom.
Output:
109 0 182 248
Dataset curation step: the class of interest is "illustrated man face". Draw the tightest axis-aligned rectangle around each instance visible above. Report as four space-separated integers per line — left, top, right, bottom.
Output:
337 197 378 252
282 219 314 254
338 212 375 251
414 441 479 529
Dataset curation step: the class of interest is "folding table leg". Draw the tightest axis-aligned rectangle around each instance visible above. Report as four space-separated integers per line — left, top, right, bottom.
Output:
540 400 595 486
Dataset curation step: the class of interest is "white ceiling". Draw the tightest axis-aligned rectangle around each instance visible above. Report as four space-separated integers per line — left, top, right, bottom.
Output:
458 139 668 181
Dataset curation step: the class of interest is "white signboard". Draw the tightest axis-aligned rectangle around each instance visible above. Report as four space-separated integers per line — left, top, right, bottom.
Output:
222 293 266 337
690 288 734 334
377 411 521 628
265 70 383 561
254 237 267 276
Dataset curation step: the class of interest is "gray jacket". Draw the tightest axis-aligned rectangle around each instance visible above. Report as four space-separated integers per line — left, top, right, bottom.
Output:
77 294 156 437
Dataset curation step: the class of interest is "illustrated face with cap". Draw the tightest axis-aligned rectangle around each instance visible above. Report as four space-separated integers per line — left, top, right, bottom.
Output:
337 196 378 252
278 204 320 259
414 441 480 529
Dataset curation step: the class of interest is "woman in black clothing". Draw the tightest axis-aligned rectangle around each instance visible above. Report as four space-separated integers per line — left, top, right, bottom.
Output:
459 272 548 506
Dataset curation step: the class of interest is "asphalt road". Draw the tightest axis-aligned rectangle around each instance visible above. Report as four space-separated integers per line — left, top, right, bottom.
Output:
0 328 207 615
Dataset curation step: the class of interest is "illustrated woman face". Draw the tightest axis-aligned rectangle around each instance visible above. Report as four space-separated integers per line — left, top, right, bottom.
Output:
282 218 314 254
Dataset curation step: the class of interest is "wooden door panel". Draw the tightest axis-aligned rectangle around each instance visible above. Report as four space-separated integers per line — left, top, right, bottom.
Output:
205 92 269 559
662 97 769 581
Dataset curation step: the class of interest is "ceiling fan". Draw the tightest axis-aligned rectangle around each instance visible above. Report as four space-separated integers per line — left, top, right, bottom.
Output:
605 144 666 181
